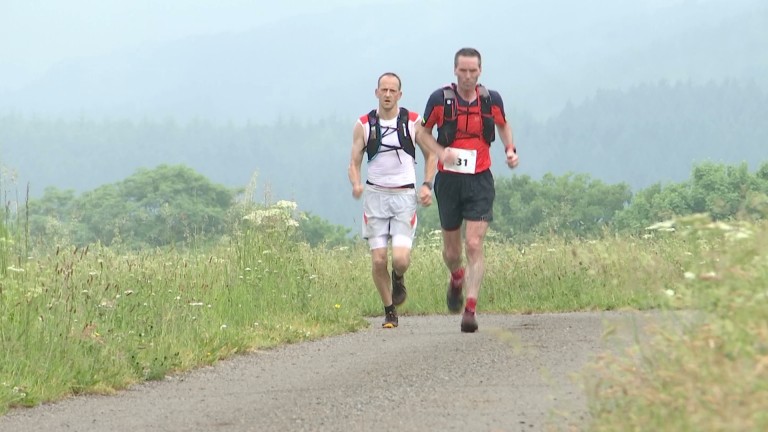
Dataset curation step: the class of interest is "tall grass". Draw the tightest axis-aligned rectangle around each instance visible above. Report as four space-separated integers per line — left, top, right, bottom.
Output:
584 215 768 431
6 196 759 428
0 207 367 414
0 210 682 415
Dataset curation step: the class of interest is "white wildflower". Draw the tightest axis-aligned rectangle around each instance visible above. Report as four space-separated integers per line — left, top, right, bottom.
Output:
709 221 734 231
275 200 298 210
646 219 676 231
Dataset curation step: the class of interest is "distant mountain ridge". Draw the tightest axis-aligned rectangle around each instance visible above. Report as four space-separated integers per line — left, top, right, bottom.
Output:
0 0 765 124
2 79 765 229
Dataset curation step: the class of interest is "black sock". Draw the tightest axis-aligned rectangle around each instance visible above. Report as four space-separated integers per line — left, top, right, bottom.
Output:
384 304 396 314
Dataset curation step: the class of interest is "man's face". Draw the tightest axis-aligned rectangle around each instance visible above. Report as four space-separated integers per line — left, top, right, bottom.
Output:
454 55 481 92
375 75 402 110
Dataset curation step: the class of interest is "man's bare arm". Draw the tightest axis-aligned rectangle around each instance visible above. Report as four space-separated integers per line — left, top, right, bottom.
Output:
497 122 515 152
497 122 519 169
415 123 456 166
414 126 437 182
348 123 366 199
413 125 437 206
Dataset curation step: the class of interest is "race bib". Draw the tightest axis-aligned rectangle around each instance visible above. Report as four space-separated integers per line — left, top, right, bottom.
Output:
444 148 477 174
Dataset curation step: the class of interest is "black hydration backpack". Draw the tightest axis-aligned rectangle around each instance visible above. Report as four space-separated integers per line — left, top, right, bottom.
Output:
365 107 415 161
436 84 495 147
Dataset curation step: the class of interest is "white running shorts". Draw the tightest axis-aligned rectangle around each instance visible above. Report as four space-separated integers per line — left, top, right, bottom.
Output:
361 185 418 250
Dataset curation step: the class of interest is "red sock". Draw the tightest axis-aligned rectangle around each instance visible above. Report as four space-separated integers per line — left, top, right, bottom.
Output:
451 267 465 282
465 297 477 313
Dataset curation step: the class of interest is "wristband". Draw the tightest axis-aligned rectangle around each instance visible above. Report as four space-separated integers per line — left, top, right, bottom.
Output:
422 181 433 190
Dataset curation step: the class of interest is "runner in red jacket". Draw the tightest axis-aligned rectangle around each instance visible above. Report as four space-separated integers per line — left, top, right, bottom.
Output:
415 48 519 333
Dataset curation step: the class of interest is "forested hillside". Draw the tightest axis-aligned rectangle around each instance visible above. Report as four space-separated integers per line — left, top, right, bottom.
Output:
521 79 768 188
2 79 766 228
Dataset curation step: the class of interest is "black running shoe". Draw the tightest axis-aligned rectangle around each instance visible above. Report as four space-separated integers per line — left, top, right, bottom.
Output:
382 309 399 328
446 276 464 314
461 310 478 333
391 270 407 306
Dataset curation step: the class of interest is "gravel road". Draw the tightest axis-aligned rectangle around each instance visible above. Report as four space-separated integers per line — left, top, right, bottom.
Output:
0 311 658 432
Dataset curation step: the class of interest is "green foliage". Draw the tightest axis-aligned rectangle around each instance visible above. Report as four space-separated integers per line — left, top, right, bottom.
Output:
4 79 767 231
414 172 631 244
0 221 366 415
586 216 768 432
26 166 359 251
415 203 441 240
298 212 353 248
0 221 7 275
27 165 235 249
493 172 631 242
415 161 768 244
0 200 682 415
615 161 768 233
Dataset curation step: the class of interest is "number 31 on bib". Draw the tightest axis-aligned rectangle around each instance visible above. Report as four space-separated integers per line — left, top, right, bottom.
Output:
445 149 477 174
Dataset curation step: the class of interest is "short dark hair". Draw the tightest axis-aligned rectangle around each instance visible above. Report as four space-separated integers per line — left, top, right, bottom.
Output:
377 72 402 90
454 47 482 68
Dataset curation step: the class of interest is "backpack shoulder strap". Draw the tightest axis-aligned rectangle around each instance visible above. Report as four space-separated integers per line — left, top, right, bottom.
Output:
397 107 416 159
442 85 457 120
366 109 379 143
397 107 410 130
477 84 490 98
477 84 492 115
365 109 381 160
476 85 496 144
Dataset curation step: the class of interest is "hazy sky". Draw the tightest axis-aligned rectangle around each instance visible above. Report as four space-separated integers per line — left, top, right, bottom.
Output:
0 0 741 85
1 0 684 69
0 0 398 90
0 0 756 110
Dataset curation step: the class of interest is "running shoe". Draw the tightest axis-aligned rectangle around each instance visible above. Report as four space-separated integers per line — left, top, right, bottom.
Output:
461 310 478 333
391 270 407 306
446 271 465 314
382 309 399 328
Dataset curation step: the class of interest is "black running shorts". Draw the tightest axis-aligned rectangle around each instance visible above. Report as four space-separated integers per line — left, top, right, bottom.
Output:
433 169 495 231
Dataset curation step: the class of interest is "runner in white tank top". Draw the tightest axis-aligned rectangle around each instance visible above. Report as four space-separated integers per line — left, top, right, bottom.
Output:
348 72 437 328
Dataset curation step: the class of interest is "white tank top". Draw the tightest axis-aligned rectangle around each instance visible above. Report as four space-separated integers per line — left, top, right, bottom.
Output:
357 110 422 187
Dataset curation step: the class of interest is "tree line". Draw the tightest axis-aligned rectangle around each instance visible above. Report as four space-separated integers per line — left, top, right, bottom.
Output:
1 79 766 229
3 160 765 251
